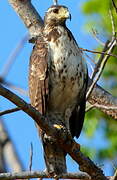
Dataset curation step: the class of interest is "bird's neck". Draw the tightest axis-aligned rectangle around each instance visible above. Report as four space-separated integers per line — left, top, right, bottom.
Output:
44 19 66 29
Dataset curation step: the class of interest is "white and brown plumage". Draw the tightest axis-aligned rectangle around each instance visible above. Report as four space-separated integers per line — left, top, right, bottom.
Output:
29 5 88 175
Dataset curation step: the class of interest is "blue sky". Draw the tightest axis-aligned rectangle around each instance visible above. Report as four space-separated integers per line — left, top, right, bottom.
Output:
0 0 112 177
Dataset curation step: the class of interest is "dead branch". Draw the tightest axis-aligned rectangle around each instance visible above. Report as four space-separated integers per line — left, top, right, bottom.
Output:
0 77 28 96
91 40 110 80
0 84 107 180
86 38 116 99
109 9 116 36
0 120 24 172
112 0 117 13
91 28 105 46
0 171 90 180
80 47 117 59
28 143 33 171
0 107 20 116
91 104 117 110
0 34 28 78
88 78 117 119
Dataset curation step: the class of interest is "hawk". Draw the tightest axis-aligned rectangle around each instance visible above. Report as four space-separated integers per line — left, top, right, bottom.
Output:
29 5 88 176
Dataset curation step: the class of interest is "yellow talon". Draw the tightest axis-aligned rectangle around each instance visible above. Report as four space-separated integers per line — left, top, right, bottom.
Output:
53 124 64 129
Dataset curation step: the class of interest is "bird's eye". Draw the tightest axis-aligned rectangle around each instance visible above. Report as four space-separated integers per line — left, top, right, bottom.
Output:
53 9 59 13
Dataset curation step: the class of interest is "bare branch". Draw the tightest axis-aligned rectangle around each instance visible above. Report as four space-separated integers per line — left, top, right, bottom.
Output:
0 107 20 116
0 84 107 180
0 78 28 96
88 78 117 120
91 28 105 46
91 40 110 80
0 34 28 78
53 0 58 5
86 38 116 99
112 0 117 13
80 47 117 59
0 171 90 180
0 121 24 172
109 9 116 36
92 104 117 110
28 143 33 172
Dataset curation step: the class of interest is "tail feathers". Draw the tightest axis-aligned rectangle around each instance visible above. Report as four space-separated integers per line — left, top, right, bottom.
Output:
42 133 67 176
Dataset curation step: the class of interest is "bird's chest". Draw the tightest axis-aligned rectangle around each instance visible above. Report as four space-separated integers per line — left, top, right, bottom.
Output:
48 33 85 89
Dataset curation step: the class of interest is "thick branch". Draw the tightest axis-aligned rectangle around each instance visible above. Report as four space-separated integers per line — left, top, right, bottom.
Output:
88 78 117 119
0 84 107 180
0 171 90 180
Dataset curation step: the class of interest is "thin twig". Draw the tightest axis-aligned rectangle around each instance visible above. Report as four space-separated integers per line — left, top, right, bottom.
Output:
80 47 117 59
91 28 105 46
86 103 117 112
0 34 28 78
28 143 33 172
0 77 28 96
88 104 117 111
0 107 21 116
0 121 24 172
91 40 110 80
84 53 96 65
112 0 117 13
0 171 90 180
95 104 117 110
53 0 58 5
86 38 116 100
109 9 116 36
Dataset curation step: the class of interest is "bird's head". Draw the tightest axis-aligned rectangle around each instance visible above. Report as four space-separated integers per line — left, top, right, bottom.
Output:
44 5 71 26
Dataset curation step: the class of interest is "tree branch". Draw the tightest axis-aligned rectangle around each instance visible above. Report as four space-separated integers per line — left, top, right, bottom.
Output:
0 34 28 78
86 38 116 99
0 108 20 116
0 84 107 180
0 171 91 180
0 120 24 172
112 0 117 13
80 47 117 59
88 78 117 119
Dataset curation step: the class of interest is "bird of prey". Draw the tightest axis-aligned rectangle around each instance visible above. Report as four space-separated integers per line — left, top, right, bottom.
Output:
29 5 88 176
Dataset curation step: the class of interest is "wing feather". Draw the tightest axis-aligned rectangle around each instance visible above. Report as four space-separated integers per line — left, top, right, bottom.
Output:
69 70 88 138
29 36 49 116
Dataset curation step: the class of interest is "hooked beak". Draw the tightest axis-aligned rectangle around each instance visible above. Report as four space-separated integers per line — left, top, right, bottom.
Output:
69 13 72 21
65 11 71 21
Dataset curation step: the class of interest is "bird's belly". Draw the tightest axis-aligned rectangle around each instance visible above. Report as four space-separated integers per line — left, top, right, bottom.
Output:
48 60 85 113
